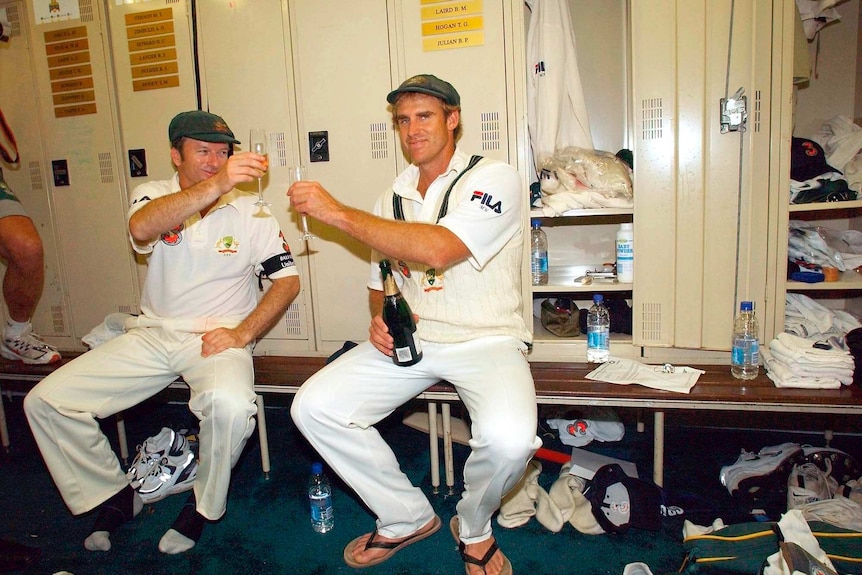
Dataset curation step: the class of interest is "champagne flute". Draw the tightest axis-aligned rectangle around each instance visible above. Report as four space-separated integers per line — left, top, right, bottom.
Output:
290 165 316 242
249 129 270 207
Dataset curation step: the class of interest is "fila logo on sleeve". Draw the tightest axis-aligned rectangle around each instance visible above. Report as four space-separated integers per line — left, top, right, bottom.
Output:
470 191 502 214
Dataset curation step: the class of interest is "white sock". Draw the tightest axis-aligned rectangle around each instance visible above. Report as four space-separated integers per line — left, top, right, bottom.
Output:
4 318 30 339
158 529 197 555
83 491 143 552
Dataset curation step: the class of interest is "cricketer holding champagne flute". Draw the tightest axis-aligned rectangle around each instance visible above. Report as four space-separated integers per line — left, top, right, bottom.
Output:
288 74 540 575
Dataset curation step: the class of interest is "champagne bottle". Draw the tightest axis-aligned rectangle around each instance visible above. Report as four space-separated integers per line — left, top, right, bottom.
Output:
379 259 422 366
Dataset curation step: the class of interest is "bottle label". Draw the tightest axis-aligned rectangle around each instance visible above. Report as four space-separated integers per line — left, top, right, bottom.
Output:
395 339 421 363
587 329 608 349
731 337 759 366
310 493 333 523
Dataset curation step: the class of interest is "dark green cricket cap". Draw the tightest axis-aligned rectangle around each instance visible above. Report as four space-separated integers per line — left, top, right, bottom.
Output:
168 111 240 145
386 74 460 106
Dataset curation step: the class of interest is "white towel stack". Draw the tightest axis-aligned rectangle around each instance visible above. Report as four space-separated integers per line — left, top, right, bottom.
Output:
763 332 854 389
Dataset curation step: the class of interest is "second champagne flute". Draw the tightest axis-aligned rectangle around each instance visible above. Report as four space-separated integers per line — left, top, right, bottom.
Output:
289 165 315 241
249 129 270 206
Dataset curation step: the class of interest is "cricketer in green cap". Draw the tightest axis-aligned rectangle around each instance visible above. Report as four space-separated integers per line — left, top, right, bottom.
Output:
168 111 241 146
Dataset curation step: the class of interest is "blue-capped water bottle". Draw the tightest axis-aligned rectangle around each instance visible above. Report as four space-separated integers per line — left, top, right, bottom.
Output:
731 301 759 380
308 462 334 533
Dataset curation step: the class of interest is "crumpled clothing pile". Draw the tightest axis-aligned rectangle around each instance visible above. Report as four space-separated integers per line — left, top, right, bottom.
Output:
783 293 861 341
812 115 862 193
533 146 634 216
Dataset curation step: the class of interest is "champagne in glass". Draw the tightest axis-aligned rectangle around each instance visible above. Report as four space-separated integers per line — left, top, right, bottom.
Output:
289 165 315 241
249 129 270 207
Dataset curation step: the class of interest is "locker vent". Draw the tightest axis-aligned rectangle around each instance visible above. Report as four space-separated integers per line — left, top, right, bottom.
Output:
272 132 287 167
78 0 94 23
283 302 302 335
117 305 136 314
640 301 662 342
3 4 21 37
481 112 500 151
754 90 761 133
51 305 66 335
29 161 43 191
370 122 389 160
98 152 113 183
641 98 663 140
165 0 181 4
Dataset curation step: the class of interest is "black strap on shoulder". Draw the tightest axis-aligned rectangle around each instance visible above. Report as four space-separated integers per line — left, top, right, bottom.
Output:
392 155 483 222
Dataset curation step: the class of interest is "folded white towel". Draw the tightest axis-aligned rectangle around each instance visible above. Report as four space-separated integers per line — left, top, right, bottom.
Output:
763 349 843 389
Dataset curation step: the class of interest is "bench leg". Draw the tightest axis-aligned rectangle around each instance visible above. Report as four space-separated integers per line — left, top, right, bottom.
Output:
0 388 9 454
256 394 270 479
441 402 455 495
653 411 664 487
428 402 440 494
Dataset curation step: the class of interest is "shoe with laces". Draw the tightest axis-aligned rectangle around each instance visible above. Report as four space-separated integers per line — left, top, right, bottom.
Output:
720 442 804 497
801 445 861 485
787 461 838 510
0 327 61 365
127 428 197 503
135 451 197 504
126 427 179 484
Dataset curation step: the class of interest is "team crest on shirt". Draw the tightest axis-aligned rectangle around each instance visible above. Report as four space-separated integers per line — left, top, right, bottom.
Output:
161 224 184 246
470 190 502 213
422 268 444 292
397 260 411 278
215 235 239 254
279 231 291 253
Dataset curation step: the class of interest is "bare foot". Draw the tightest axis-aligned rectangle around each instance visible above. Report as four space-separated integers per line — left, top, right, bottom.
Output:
460 538 511 575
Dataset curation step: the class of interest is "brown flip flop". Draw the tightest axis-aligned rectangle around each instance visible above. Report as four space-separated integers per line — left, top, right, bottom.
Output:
449 516 513 575
343 515 441 568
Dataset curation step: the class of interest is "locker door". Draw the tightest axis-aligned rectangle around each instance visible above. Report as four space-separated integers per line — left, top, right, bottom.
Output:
392 0 520 166
633 0 773 354
0 0 68 346
192 0 314 354
105 0 198 308
18 0 139 347
289 0 398 352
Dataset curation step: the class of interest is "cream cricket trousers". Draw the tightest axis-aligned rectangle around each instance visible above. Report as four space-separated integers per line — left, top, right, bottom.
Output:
290 335 542 544
24 319 257 521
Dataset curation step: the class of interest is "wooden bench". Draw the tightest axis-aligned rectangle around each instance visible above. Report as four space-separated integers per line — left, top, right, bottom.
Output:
2 355 862 487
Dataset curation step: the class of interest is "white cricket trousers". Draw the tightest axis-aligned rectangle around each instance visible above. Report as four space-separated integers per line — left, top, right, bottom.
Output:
24 320 257 521
290 335 542 544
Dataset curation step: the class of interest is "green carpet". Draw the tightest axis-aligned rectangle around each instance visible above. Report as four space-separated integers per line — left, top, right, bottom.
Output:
1 392 859 575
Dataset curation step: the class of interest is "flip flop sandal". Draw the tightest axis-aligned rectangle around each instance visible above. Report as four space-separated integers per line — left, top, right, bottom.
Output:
342 515 441 569
450 516 513 575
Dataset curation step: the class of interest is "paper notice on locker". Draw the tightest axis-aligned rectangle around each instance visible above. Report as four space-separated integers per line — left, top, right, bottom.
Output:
585 357 704 394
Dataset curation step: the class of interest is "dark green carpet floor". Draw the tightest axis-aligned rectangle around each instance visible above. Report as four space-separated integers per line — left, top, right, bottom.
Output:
1 390 859 575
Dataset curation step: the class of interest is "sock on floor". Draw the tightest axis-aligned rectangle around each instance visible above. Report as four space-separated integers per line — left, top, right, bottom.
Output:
158 494 206 555
84 485 143 552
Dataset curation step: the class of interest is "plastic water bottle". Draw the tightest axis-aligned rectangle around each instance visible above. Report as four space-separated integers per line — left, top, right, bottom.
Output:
308 462 334 533
530 218 549 285
586 294 610 363
616 223 634 283
731 301 760 380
